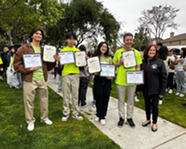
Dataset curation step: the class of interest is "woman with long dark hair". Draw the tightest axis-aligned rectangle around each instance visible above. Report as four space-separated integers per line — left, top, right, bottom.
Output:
174 47 186 97
93 42 113 125
141 45 167 132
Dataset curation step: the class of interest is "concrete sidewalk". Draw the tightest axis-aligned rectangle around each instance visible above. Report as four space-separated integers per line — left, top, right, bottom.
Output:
47 73 186 149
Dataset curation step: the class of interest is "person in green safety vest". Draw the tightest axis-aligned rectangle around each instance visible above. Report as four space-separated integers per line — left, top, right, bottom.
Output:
0 52 4 81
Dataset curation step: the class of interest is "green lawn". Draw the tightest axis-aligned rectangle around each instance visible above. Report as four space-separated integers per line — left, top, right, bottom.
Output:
0 81 120 149
110 83 186 128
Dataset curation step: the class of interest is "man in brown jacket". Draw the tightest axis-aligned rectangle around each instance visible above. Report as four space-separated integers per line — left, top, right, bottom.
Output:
14 28 59 131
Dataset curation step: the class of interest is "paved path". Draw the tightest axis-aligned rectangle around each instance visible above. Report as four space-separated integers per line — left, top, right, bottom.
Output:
47 73 186 149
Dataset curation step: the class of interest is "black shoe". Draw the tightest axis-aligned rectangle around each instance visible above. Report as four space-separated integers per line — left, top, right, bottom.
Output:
117 117 124 127
127 118 135 127
182 103 186 107
151 125 158 132
142 121 151 127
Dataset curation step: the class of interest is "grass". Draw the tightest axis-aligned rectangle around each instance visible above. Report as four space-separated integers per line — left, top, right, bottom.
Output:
0 81 120 149
110 82 186 128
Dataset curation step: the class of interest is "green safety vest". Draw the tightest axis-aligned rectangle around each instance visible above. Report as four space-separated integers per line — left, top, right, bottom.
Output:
10 54 15 70
0 57 3 65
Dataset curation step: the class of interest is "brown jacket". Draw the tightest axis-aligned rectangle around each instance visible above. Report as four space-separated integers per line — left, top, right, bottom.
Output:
13 43 55 82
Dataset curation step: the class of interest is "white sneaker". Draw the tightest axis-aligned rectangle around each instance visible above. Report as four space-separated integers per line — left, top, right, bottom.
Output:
179 93 184 97
168 89 173 94
41 119 53 125
94 116 99 122
159 100 162 105
175 92 180 96
134 96 139 102
62 115 69 121
27 123 34 131
100 119 106 125
72 115 83 120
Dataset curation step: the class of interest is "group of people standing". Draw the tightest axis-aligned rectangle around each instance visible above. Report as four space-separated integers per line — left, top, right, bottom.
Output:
10 27 185 133
0 46 22 88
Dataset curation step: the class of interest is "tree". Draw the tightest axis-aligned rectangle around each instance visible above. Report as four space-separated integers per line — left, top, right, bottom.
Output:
45 0 120 49
139 5 179 43
133 26 150 49
0 0 63 46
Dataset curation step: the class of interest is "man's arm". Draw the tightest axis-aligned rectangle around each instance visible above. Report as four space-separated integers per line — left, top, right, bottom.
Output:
13 46 35 74
113 58 124 67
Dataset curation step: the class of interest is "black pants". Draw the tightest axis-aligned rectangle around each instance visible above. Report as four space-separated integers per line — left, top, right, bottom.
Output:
167 72 174 89
78 77 88 106
94 76 111 119
143 93 159 124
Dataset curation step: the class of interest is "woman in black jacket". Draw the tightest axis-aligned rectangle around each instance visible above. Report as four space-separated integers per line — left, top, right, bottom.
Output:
141 45 167 132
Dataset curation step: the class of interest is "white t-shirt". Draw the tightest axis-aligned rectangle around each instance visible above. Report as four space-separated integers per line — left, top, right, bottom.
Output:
167 55 175 73
176 57 186 72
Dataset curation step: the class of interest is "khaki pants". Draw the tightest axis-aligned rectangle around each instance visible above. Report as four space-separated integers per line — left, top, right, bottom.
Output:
116 84 136 119
23 80 49 124
62 74 79 116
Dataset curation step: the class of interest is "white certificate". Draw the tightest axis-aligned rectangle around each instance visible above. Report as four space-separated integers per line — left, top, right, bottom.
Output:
100 65 115 77
122 50 137 68
59 51 75 65
87 56 101 74
23 54 42 68
126 71 144 84
43 45 57 62
74 51 86 67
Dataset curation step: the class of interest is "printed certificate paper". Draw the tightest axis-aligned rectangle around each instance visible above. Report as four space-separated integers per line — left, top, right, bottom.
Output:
126 71 144 84
87 57 101 74
122 50 137 68
23 54 42 68
100 65 115 77
43 45 57 62
74 51 86 67
59 51 75 65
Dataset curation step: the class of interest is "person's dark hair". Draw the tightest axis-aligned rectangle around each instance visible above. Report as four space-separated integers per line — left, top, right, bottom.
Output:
65 32 77 40
157 43 163 47
29 28 44 42
123 32 133 40
141 45 147 51
159 46 168 60
135 47 139 51
94 42 109 57
87 51 93 57
180 47 186 58
79 45 86 52
143 45 157 60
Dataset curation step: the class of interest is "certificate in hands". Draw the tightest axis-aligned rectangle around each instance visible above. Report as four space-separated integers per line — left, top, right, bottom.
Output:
122 50 137 68
59 51 75 65
126 71 144 84
100 65 115 77
87 56 101 74
23 54 42 68
74 51 86 67
43 45 57 62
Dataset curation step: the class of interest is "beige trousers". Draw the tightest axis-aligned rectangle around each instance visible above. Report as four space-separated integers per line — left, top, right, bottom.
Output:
23 80 49 124
62 74 79 116
116 84 136 119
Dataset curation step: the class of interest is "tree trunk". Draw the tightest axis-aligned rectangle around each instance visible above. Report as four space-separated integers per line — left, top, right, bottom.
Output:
7 28 13 46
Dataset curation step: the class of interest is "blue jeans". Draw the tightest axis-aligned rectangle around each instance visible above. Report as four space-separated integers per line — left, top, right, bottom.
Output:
15 72 22 88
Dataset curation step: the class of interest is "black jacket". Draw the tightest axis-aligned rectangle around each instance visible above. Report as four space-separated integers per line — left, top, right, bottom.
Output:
141 58 167 96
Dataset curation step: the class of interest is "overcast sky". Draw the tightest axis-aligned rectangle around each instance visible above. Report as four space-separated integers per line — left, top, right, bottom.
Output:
97 0 186 39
